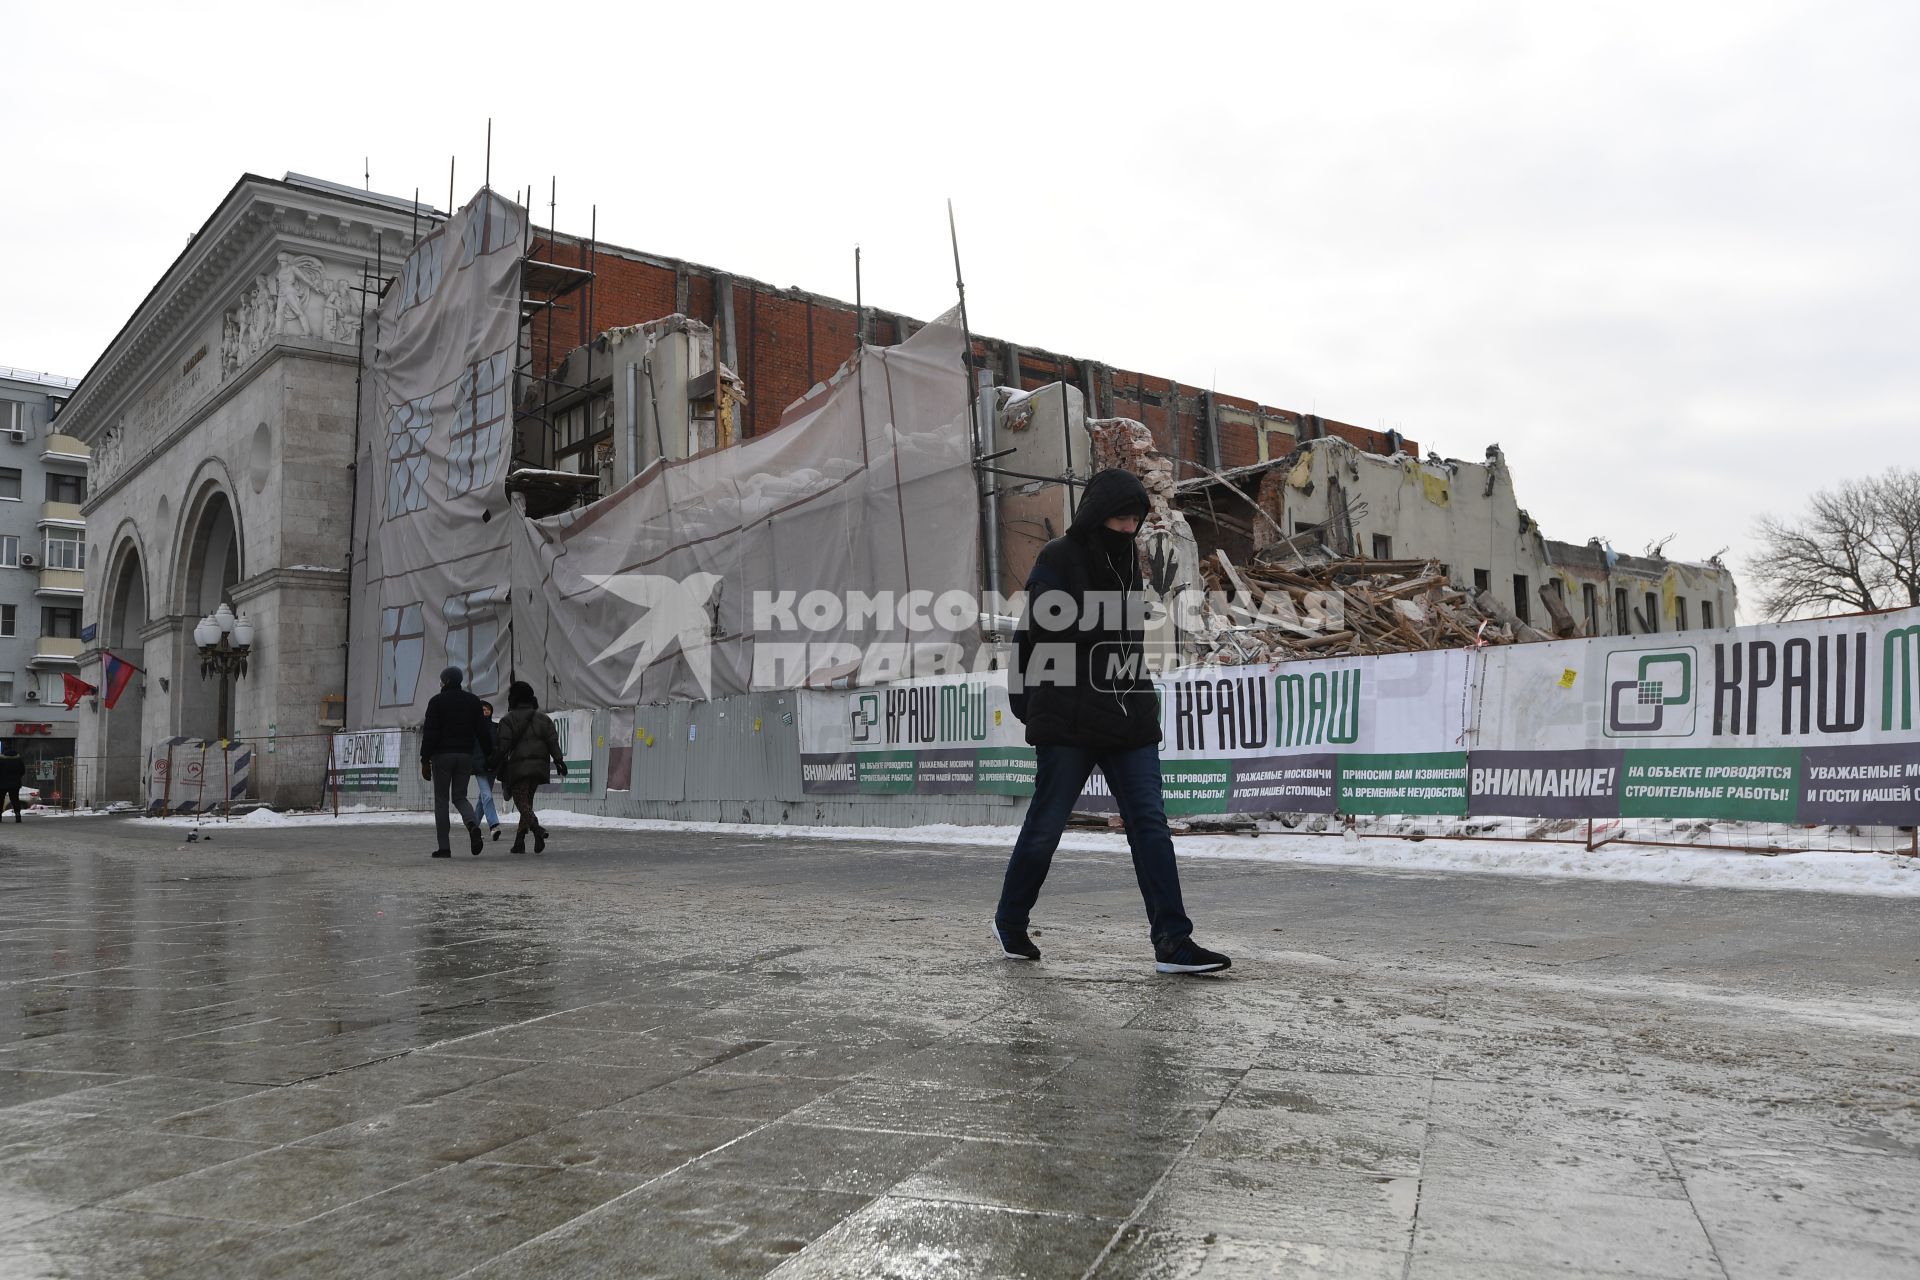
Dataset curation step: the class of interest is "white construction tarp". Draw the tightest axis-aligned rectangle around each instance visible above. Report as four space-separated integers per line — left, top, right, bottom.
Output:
348 189 523 722
507 307 980 707
348 188 982 725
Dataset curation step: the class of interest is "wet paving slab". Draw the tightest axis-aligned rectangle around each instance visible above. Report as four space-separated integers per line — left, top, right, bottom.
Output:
0 816 1915 1277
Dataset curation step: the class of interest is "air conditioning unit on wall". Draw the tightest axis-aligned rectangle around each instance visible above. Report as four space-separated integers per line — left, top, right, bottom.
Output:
24 689 38 701
18 553 35 567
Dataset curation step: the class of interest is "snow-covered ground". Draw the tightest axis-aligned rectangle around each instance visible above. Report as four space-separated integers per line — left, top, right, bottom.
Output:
128 805 1920 899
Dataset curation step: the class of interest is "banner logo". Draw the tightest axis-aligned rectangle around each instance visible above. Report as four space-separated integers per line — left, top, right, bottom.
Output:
850 692 880 743
1275 668 1361 747
1884 625 1920 731
1605 647 1696 737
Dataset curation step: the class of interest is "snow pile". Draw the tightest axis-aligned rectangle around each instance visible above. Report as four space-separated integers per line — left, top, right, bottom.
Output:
236 807 294 826
127 806 1920 898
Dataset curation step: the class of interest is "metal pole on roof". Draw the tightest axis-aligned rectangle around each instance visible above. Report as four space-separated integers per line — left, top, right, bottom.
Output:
448 157 455 215
854 246 864 346
542 178 556 445
484 119 492 191
584 204 596 435
948 200 1002 629
1060 373 1075 516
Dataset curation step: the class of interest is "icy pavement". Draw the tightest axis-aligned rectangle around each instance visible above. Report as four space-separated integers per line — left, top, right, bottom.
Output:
0 816 1915 1278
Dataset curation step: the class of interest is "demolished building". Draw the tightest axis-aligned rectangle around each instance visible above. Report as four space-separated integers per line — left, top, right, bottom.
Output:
56 171 1739 814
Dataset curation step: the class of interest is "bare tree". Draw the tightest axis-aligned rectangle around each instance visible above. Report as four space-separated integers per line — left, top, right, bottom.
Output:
1749 469 1920 620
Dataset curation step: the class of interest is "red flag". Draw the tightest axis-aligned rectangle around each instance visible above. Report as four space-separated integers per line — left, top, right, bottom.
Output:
102 653 138 710
62 673 97 710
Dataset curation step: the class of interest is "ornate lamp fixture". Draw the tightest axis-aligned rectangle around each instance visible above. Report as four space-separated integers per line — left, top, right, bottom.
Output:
195 603 255 679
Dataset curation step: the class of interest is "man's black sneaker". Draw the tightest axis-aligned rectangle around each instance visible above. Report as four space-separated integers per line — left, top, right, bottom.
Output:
468 824 484 856
490 825 502 842
430 849 452 858
1155 940 1231 974
993 920 1041 961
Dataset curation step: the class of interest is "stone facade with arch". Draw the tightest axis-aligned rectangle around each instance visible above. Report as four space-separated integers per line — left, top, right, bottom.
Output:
60 175 428 808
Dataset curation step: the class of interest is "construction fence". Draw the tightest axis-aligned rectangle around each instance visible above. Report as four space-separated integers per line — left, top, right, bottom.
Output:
62 604 1920 858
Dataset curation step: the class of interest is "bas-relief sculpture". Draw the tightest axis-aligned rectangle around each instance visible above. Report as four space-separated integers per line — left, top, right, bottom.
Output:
219 253 362 378
95 254 363 490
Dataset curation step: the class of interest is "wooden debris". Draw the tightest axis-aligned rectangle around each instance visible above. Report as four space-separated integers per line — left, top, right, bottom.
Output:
1188 551 1559 665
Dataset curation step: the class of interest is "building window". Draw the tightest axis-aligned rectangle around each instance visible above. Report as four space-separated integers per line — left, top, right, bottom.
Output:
444 587 506 697
44 472 86 504
0 468 19 501
42 530 83 570
1581 583 1599 634
1643 592 1659 633
0 673 12 704
1473 568 1491 596
0 403 18 434
1371 534 1393 560
378 603 425 707
1701 600 1715 629
42 607 81 638
386 395 433 518
448 348 510 497
553 402 612 477
1615 587 1630 634
1675 596 1689 631
1512 575 1531 625
0 536 17 568
0 605 13 637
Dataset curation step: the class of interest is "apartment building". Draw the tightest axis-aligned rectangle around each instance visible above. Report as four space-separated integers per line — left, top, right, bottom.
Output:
0 366 89 791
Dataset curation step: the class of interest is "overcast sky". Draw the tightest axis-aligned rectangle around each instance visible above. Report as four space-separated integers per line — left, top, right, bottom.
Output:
4 1 1914 590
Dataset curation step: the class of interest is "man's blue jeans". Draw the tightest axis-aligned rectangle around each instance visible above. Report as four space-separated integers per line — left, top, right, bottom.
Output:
470 767 501 829
995 742 1194 952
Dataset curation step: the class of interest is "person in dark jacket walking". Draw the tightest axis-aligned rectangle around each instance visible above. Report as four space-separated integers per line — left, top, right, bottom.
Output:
492 680 567 854
0 743 26 822
996 468 1231 974
420 666 488 857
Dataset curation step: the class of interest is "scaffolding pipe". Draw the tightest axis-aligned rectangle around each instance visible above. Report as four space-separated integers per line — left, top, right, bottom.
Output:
625 361 639 483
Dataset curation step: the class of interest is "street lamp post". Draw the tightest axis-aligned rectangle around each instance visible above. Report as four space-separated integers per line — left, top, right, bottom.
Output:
193 603 255 742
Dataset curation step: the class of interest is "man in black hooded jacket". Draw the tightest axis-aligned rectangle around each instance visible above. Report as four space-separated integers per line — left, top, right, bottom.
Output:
995 468 1231 974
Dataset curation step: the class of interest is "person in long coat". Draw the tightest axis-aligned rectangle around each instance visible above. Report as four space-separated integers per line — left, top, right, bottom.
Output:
492 680 567 854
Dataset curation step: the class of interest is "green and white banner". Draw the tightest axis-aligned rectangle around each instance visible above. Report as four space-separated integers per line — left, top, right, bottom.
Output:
329 729 403 793
796 608 1920 824
549 709 595 795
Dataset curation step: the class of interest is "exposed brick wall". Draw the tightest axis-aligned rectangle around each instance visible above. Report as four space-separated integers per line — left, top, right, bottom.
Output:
525 234 1419 460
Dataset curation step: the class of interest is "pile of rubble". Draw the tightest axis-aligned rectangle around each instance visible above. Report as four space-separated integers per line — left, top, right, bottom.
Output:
1190 548 1556 665
1084 414 1565 665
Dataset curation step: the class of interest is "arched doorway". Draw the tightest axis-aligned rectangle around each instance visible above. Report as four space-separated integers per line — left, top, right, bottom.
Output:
102 544 148 803
178 490 241 743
